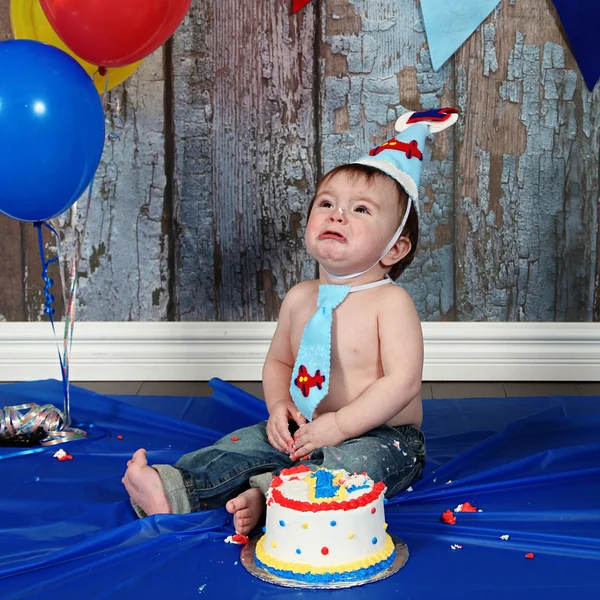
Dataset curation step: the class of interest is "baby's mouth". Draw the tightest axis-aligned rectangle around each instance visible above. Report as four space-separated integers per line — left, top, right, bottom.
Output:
319 230 346 242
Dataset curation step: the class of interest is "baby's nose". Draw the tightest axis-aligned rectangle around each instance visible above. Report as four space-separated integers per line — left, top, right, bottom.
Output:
330 208 346 222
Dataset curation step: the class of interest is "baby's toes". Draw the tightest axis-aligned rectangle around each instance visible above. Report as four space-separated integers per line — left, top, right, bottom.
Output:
236 519 250 534
236 507 251 521
235 511 250 528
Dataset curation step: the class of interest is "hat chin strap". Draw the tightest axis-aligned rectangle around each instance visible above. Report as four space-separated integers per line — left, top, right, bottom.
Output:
321 201 412 281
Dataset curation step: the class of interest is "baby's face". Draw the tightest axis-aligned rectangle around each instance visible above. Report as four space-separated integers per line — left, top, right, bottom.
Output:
305 171 402 277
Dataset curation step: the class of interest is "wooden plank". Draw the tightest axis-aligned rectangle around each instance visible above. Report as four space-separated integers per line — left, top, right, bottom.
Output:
0 0 25 322
54 49 169 321
0 0 66 322
0 214 24 322
1 0 597 328
172 0 317 321
321 0 457 321
455 0 599 322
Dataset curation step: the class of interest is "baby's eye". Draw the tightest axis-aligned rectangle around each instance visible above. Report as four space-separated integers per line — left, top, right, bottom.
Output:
354 205 370 214
318 199 333 208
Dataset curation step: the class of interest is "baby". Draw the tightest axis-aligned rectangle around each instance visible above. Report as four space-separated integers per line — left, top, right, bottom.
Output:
123 107 458 535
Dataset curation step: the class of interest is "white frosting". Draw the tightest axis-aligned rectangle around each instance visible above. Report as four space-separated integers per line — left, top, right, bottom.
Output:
262 469 389 568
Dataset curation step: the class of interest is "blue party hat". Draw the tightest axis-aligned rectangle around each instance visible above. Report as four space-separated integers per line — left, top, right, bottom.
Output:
354 107 458 207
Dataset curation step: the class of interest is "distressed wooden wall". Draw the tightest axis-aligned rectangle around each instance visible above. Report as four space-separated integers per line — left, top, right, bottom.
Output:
0 0 598 323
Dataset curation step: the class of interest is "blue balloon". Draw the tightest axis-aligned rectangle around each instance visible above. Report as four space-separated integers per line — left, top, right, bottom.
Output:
0 40 105 222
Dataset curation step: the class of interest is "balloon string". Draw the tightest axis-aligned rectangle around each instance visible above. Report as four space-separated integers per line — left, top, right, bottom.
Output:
34 66 108 425
63 179 95 402
34 222 70 425
36 69 114 430
58 70 110 422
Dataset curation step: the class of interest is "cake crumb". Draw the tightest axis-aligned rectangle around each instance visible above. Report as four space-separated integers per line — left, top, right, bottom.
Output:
454 502 478 513
451 544 463 550
53 449 73 461
441 510 456 525
500 534 509 540
224 533 249 545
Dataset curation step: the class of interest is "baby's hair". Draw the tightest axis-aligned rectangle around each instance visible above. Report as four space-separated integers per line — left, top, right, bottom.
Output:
308 164 419 279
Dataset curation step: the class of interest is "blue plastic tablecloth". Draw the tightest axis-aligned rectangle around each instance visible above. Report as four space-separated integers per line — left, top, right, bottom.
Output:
1 378 599 599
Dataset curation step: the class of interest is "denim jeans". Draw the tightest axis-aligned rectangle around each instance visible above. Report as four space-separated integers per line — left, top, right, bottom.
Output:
132 421 425 517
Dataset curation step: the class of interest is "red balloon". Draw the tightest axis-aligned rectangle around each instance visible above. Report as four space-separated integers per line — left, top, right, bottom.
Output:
40 0 192 67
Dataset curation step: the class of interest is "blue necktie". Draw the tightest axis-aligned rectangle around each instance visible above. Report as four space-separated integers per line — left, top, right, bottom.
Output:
290 284 351 421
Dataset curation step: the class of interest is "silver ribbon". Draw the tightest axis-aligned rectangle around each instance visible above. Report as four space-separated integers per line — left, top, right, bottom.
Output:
0 403 86 446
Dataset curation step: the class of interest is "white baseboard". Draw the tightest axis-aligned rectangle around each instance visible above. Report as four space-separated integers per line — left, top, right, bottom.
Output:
1 322 599 382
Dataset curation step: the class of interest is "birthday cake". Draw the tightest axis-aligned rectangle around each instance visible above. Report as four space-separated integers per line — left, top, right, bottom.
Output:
254 465 396 584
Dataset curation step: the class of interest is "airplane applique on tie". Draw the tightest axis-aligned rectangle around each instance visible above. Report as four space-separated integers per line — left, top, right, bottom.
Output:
294 365 325 397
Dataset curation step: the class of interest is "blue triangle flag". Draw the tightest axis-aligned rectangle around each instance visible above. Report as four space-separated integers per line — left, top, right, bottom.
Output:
552 0 600 91
421 0 501 71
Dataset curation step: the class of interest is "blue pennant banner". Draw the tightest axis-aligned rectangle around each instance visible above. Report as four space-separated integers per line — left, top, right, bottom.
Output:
421 0 501 71
552 0 600 90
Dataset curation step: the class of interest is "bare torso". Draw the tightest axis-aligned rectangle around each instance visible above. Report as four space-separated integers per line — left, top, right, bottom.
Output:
289 280 423 428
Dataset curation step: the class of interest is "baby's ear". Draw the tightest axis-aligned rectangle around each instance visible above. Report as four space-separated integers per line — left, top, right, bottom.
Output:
381 236 411 267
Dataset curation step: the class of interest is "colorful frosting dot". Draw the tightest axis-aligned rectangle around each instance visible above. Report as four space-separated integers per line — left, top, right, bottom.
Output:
372 537 378 544
371 507 376 514
302 523 308 529
348 533 354 539
384 522 388 530
321 547 329 555
271 541 277 548
279 520 285 526
330 520 336 527
296 548 301 555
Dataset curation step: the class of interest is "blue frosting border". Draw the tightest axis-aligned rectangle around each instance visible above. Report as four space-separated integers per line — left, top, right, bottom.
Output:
255 549 396 584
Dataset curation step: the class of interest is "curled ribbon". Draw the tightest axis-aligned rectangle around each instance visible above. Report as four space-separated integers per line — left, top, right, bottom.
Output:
0 403 85 446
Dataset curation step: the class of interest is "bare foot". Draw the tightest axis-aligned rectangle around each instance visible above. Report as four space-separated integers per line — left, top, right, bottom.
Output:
122 448 172 516
225 488 265 535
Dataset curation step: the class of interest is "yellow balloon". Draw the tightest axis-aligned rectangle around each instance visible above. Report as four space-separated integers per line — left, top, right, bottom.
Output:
10 0 142 94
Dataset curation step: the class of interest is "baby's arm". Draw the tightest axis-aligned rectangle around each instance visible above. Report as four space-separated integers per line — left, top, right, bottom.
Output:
263 284 307 452
292 286 423 458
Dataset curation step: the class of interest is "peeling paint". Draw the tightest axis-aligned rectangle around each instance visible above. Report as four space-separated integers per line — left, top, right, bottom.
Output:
57 50 169 321
483 24 499 77
2 0 598 325
173 1 316 320
89 242 106 275
456 2 599 322
322 1 455 320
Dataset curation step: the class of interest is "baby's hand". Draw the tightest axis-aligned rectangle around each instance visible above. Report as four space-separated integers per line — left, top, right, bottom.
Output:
266 399 307 453
291 412 346 460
